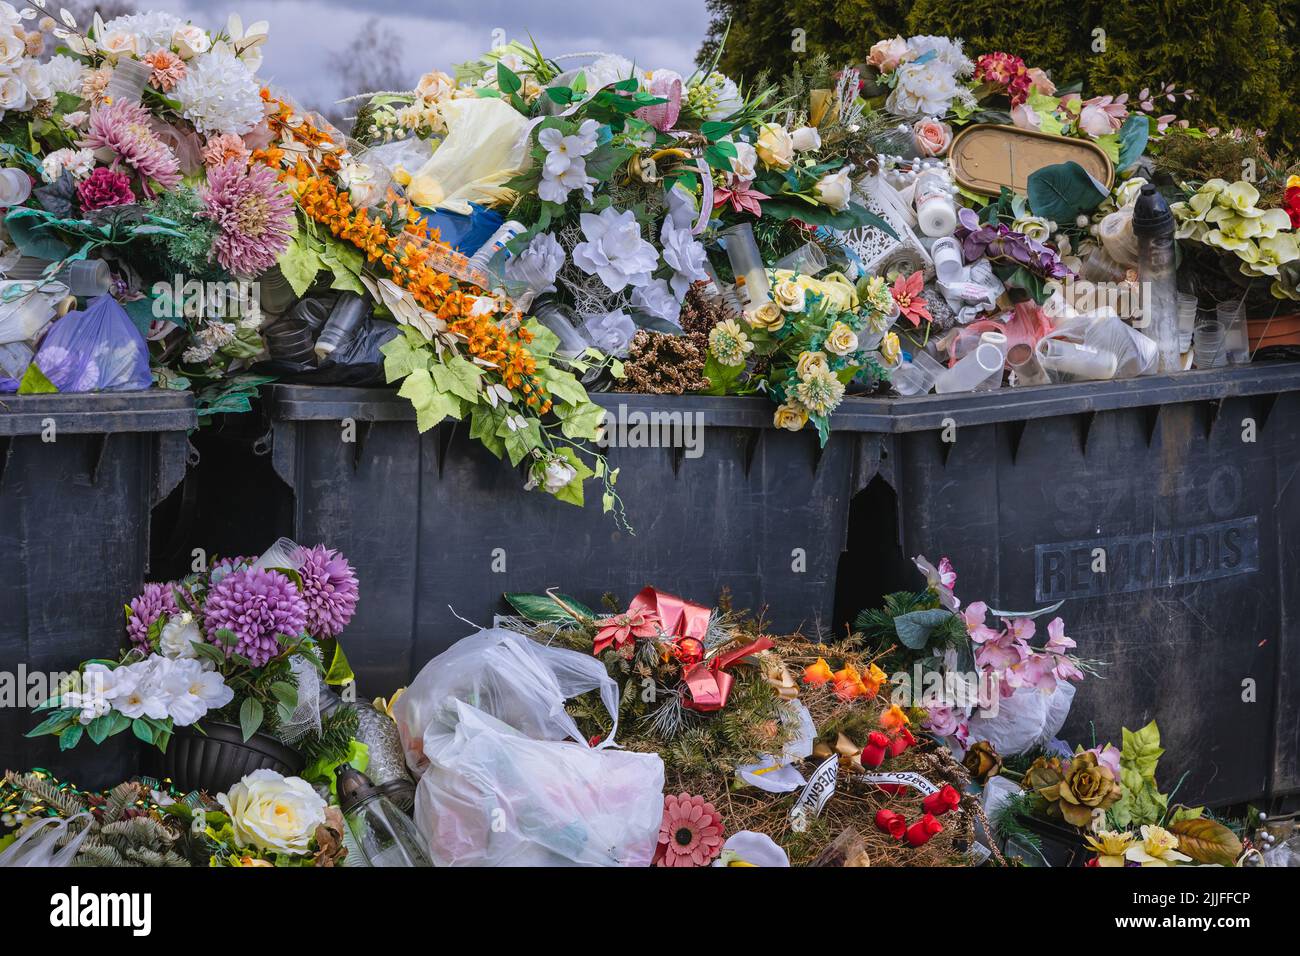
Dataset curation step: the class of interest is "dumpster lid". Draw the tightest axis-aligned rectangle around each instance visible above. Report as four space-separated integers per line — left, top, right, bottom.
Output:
0 390 197 436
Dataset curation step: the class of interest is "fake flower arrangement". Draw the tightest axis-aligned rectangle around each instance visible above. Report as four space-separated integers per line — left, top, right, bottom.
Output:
704 270 899 442
27 540 358 753
500 587 988 866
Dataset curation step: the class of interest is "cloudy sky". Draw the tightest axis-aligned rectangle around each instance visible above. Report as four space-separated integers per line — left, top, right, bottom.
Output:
142 0 712 107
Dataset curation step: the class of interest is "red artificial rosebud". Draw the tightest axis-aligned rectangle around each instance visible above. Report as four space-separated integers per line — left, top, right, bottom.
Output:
875 808 907 839
861 731 891 768
921 785 962 817
588 733 604 747
906 813 944 847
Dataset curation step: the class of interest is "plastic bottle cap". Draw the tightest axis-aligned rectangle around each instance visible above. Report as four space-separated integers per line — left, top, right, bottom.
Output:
1131 184 1174 237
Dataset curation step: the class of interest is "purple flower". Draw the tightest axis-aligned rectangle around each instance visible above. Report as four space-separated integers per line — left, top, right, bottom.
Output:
203 567 308 667
955 206 1071 281
126 582 179 652
200 160 296 278
293 544 359 638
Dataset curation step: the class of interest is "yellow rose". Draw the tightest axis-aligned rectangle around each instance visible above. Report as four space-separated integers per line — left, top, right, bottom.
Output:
772 278 807 313
825 321 859 356
880 331 901 365
773 401 809 431
796 350 828 379
755 123 794 170
746 300 785 332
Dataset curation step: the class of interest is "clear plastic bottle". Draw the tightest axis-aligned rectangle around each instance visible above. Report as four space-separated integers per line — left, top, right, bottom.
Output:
1132 184 1181 373
335 764 432 867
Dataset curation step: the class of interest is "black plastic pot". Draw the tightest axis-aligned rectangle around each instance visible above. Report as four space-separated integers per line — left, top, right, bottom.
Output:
143 721 303 794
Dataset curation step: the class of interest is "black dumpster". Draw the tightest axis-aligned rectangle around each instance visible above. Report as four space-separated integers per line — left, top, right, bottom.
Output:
256 386 870 698
832 364 1300 809
0 391 195 786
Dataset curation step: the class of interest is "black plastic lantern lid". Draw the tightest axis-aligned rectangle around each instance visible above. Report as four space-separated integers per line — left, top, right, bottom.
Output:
335 763 383 813
1132 183 1174 236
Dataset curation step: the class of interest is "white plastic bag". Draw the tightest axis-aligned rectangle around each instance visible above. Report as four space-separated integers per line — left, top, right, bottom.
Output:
407 98 533 214
414 700 663 866
967 683 1076 756
397 628 664 866
394 627 621 774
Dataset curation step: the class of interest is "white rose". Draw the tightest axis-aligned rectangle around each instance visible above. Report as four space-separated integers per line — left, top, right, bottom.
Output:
416 69 455 104
730 140 758 181
17 60 49 103
172 24 211 59
0 28 24 66
158 612 202 660
98 31 139 59
790 126 822 152
542 459 577 493
814 168 853 211
217 770 326 855
0 73 27 112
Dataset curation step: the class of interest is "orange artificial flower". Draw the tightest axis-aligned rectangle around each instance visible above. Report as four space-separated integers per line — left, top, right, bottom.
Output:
880 704 911 733
862 662 888 697
803 657 834 686
832 664 870 700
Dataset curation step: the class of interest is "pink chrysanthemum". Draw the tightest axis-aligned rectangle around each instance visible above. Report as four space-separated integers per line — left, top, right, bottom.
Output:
80 99 182 196
654 793 724 867
292 544 359 638
142 48 187 92
77 167 135 211
203 567 308 667
126 582 178 652
199 160 295 278
201 132 250 169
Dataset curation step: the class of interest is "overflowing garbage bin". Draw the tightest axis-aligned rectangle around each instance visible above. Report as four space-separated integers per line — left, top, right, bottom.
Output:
0 391 195 787
833 363 1300 808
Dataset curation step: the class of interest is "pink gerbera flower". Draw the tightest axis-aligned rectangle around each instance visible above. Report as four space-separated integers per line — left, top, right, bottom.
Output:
654 792 724 867
200 160 295 278
80 99 182 196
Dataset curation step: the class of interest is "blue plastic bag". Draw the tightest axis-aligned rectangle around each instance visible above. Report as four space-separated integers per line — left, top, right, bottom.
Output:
33 294 151 392
415 203 503 256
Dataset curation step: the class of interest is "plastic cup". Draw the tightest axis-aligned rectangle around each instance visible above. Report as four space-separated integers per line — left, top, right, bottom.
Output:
1193 318 1227 369
105 57 153 104
1176 293 1198 353
930 237 965 284
1216 299 1250 364
774 242 828 277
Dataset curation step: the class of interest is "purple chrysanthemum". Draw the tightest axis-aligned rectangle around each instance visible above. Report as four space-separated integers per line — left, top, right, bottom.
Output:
203 567 308 667
79 99 182 197
126 581 178 652
200 160 295 279
293 545 359 638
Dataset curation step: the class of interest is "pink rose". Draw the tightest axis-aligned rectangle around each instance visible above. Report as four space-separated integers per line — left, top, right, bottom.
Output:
867 36 909 74
1027 67 1055 96
913 117 952 157
1078 94 1127 137
1011 103 1041 130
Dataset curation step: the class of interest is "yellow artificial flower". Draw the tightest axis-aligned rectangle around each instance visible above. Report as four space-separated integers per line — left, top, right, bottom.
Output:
773 401 809 432
1124 825 1193 867
746 300 786 332
825 321 859 356
796 350 828 380
1084 829 1137 867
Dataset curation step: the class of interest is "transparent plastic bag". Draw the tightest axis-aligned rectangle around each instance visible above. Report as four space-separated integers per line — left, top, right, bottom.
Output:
0 813 93 867
967 683 1076 756
33 294 150 392
397 628 663 866
394 627 621 775
0 278 68 345
414 700 664 866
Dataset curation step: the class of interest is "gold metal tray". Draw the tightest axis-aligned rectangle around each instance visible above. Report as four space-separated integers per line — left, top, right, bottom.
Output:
949 124 1114 197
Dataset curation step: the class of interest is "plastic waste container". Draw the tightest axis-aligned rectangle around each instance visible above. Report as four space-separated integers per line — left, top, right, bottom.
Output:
832 364 1300 808
0 391 195 786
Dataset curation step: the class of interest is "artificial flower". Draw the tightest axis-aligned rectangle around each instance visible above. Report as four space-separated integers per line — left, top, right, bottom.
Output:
790 126 821 152
755 123 794 170
158 611 201 660
635 69 682 131
293 544 359 638
592 605 661 655
906 813 944 847
200 132 250 168
200 160 295 278
80 99 182 195
796 349 828 379
218 769 327 856
880 331 901 365
772 277 807 313
686 71 742 121
887 57 974 117
794 364 845 416
814 168 853 211
974 52 1031 106
571 206 658 292
172 47 263 135
503 231 565 297
880 704 910 733
143 47 186 91
1011 214 1053 243
729 140 758 181
1085 829 1137 867
203 567 308 667
126 582 179 652
875 808 907 839
712 175 767 216
772 400 809 432
963 740 1003 782
746 300 785 333
1124 825 1193 867
1078 94 1129 137
890 271 931 327
832 663 871 700
802 657 834 686
158 657 234 726
921 785 962 816
824 321 859 355
913 117 952 157
708 317 754 367
867 36 910 74
655 792 724 867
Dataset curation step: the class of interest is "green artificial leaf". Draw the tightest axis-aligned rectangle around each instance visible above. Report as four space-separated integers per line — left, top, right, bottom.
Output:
539 365 588 406
505 592 596 622
497 416 543 466
4 208 73 259
26 709 77 738
1122 720 1164 781
58 723 84 751
86 712 116 745
397 368 463 432
239 697 264 742
470 405 508 459
430 354 482 404
702 354 746 395
1026 161 1108 223
270 681 298 710
131 718 157 745
496 62 523 95
1116 114 1150 171
892 608 954 649
380 335 427 383
555 400 606 441
522 319 560 359
322 639 355 686
278 231 323 296
213 627 238 648
1169 818 1242 867
550 445 595 506
16 362 57 395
